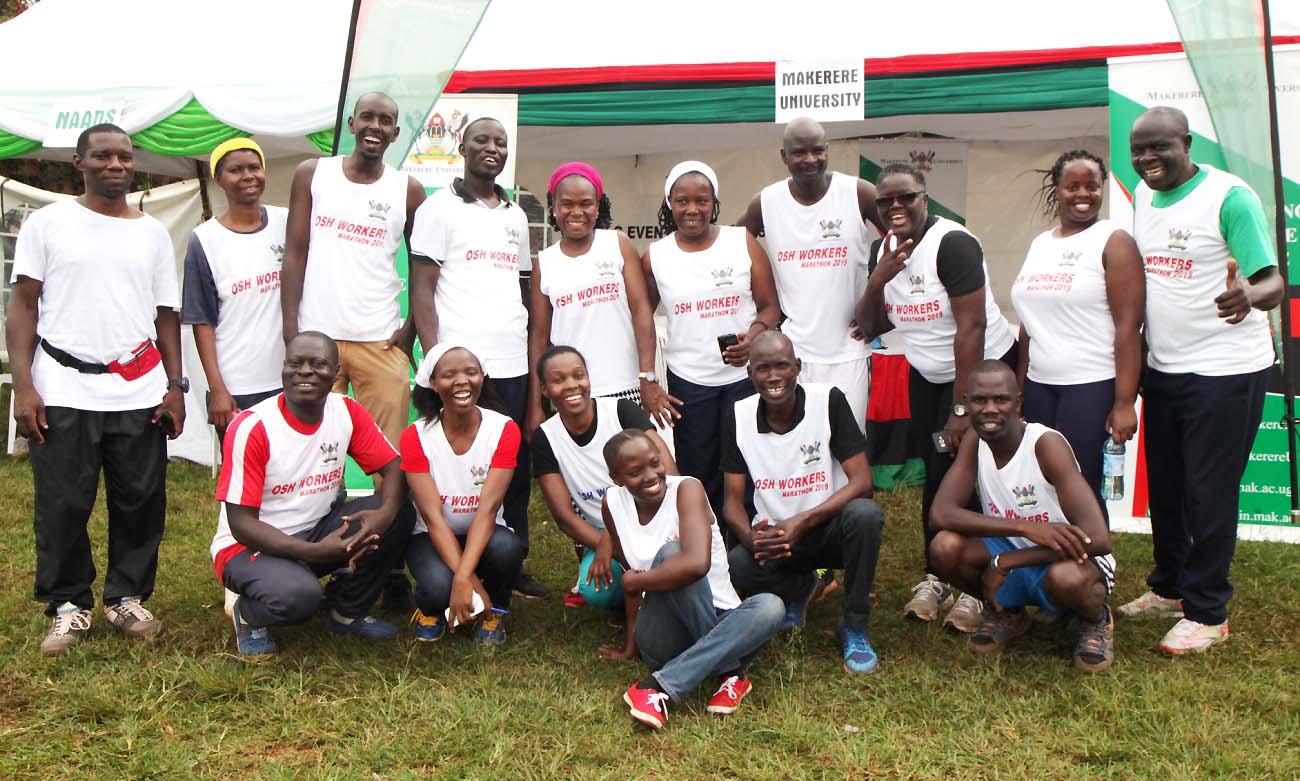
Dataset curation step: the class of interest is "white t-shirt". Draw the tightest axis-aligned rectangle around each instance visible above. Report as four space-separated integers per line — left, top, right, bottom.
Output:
211 393 398 558
1134 166 1275 375
183 207 288 395
878 217 1015 384
11 199 179 411
976 422 1115 588
605 475 741 610
732 383 848 525
759 172 871 363
538 397 626 529
409 186 532 378
298 156 408 342
648 225 757 386
537 230 640 395
399 408 520 535
1011 220 1120 386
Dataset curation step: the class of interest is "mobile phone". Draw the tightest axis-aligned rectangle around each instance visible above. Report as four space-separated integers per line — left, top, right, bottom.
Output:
932 430 951 454
717 333 740 356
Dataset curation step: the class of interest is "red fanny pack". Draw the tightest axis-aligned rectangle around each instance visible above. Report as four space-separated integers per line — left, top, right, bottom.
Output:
106 340 162 381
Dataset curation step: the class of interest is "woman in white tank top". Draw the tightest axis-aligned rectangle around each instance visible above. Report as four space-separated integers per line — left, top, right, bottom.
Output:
399 344 524 646
527 163 664 434
1011 151 1145 511
640 161 781 516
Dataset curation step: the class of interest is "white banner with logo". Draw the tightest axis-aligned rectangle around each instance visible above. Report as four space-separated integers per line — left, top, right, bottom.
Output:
400 93 518 190
858 140 968 224
774 60 864 123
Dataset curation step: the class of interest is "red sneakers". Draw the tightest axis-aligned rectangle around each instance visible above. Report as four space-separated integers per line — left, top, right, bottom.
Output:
623 682 670 729
706 674 752 715
563 589 587 609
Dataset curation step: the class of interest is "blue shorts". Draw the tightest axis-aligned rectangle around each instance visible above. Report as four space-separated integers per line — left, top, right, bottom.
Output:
981 537 1058 612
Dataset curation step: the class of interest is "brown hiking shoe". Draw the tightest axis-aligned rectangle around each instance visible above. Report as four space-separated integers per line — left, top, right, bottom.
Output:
40 608 92 656
1073 606 1115 672
969 609 1029 655
942 593 984 634
104 598 163 639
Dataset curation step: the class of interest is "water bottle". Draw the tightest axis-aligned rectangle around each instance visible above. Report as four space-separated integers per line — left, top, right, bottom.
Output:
1101 439 1126 501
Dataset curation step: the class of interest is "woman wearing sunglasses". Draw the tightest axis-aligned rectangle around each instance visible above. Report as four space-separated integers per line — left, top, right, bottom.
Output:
855 162 1016 633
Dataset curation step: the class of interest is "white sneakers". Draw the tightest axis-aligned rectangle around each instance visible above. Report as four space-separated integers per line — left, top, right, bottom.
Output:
903 575 953 622
40 606 93 657
1117 590 1183 619
1158 618 1229 655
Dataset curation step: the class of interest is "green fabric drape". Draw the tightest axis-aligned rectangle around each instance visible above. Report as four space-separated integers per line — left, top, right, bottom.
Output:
0 129 41 160
130 98 248 156
866 66 1109 117
519 84 776 126
307 129 334 154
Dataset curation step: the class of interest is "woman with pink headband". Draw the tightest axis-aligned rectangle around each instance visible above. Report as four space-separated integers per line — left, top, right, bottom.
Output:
526 162 665 430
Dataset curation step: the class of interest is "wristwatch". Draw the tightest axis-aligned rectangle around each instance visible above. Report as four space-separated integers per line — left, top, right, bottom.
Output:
167 377 191 393
951 403 968 417
989 553 1011 577
638 372 658 383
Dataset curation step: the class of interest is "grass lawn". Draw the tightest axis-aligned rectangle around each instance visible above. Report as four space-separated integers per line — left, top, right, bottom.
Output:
0 455 1298 780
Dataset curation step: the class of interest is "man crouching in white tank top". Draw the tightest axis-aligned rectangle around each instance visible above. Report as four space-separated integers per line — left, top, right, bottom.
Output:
929 360 1117 672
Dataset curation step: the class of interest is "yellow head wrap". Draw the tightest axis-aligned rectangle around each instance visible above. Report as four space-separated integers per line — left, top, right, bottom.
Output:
209 138 266 178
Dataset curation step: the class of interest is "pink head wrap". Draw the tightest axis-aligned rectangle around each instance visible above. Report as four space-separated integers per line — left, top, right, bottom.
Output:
547 161 603 200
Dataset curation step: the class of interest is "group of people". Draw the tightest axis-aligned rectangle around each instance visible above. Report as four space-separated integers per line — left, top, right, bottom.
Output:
7 90 1282 729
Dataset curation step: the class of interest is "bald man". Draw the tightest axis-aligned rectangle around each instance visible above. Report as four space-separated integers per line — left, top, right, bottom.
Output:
1119 106 1283 655
720 330 885 674
213 332 416 655
737 118 884 429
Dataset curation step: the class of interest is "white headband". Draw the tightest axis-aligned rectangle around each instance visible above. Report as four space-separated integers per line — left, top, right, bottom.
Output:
663 160 719 203
414 343 472 389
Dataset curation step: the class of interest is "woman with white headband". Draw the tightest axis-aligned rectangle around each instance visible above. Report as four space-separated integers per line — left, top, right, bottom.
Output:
399 344 524 646
641 161 780 516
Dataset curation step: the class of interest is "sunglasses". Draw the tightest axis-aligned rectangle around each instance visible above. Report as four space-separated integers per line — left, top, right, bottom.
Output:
874 191 926 210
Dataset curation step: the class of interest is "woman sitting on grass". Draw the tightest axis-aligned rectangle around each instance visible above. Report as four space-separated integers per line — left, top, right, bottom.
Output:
400 344 524 646
595 429 784 729
532 345 676 614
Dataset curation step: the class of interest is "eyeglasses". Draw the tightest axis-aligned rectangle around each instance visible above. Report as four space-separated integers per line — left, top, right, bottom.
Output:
874 191 926 210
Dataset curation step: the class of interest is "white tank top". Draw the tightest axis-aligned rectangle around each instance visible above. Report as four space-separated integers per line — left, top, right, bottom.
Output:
879 217 1015 384
192 206 288 395
649 225 758 386
1134 165 1274 375
1011 220 1120 385
732 383 847 525
299 156 408 342
759 172 871 363
606 475 741 610
539 397 625 529
538 230 640 395
976 422 1116 581
407 408 511 535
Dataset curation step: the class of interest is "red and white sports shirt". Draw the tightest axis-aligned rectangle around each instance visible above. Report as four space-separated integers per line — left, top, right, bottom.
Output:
399 408 519 535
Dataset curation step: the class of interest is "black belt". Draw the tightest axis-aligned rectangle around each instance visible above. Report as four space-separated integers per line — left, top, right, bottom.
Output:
40 339 110 374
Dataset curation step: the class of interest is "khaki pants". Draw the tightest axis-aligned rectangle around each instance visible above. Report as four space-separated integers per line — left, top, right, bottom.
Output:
332 339 411 448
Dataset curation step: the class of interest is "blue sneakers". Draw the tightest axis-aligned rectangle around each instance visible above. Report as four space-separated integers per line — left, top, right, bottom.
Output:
411 609 446 643
230 598 278 656
782 573 818 631
476 612 507 646
839 625 879 674
324 613 398 639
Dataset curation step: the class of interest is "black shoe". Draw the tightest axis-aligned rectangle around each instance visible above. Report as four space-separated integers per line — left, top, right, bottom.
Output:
512 571 552 600
381 572 414 614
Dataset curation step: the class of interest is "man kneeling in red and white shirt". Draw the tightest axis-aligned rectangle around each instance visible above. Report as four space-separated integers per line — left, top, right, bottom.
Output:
212 331 415 654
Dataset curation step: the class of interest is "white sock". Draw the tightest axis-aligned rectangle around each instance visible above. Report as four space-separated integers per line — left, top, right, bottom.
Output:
55 601 80 615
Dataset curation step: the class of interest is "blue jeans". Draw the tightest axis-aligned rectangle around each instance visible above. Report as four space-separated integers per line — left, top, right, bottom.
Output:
405 525 524 614
577 547 625 611
635 542 784 701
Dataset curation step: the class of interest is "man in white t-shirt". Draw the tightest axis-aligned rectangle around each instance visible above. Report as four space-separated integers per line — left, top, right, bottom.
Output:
736 117 884 429
281 92 427 449
7 124 188 656
408 117 550 599
1117 107 1284 655
214 332 416 655
930 361 1116 671
183 138 287 444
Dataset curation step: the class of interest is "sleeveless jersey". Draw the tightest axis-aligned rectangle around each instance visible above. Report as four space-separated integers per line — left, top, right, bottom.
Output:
976 423 1116 583
1134 165 1274 375
299 156 408 342
192 206 288 394
878 217 1015 383
405 408 512 535
649 225 757 386
539 397 625 529
732 383 847 525
1011 219 1120 385
760 172 871 363
605 475 741 610
538 230 639 395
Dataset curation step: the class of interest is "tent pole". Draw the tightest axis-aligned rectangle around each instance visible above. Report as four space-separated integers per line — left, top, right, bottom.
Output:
331 0 364 156
1260 0 1300 523
195 161 212 222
